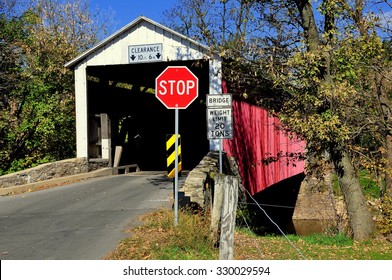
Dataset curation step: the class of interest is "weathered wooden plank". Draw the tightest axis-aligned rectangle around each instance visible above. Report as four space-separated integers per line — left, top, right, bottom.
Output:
113 146 123 168
219 175 239 260
210 174 224 245
100 113 111 165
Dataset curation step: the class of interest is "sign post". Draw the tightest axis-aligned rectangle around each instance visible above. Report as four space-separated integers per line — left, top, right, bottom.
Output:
174 109 180 225
206 94 233 173
156 66 198 226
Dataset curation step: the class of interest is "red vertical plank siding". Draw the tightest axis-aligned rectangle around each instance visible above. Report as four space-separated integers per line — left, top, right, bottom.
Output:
223 100 305 195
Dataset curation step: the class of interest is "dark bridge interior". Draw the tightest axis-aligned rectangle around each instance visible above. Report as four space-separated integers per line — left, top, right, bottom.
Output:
86 60 210 171
247 173 305 234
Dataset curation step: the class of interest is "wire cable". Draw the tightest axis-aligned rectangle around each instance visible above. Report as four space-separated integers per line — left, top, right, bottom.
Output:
239 202 295 209
243 188 307 260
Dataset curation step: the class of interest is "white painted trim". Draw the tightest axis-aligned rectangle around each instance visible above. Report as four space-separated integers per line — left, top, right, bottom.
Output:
209 59 222 95
74 65 88 158
209 59 223 151
101 138 111 160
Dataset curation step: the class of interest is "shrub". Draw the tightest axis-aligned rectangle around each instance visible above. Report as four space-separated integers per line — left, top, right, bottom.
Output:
377 196 392 236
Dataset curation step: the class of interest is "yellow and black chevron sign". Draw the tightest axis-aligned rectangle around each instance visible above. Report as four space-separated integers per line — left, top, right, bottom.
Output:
166 134 182 178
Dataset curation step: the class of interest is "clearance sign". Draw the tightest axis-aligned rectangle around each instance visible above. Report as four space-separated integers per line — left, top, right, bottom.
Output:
128 43 162 63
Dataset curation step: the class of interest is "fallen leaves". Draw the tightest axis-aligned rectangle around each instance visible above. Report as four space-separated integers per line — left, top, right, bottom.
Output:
104 209 392 260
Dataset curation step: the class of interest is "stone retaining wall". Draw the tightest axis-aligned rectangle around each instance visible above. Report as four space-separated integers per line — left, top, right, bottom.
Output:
292 175 345 235
0 158 97 188
182 151 220 207
1 152 239 210
182 151 244 208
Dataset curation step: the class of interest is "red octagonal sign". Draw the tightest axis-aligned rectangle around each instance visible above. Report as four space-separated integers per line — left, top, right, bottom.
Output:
155 66 198 109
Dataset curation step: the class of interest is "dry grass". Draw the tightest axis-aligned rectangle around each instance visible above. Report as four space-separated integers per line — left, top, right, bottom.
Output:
234 229 392 260
104 208 218 260
104 208 392 260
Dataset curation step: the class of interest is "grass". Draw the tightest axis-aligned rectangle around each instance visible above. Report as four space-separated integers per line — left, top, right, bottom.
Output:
332 169 382 198
104 208 392 260
105 208 218 260
290 233 353 246
358 170 382 198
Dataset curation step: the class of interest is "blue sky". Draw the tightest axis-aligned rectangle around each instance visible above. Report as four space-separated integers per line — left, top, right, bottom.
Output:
91 0 176 31
90 1 391 39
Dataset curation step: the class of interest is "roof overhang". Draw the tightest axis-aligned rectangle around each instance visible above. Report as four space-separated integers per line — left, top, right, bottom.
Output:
65 16 212 69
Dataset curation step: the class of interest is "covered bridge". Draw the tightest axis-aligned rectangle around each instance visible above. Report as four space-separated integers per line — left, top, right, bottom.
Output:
64 16 316 233
65 16 222 171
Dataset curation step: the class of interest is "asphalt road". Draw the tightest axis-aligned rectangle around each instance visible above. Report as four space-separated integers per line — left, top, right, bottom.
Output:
0 172 174 260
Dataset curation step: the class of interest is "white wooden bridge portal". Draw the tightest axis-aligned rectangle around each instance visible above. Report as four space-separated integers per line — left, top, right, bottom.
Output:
65 16 222 171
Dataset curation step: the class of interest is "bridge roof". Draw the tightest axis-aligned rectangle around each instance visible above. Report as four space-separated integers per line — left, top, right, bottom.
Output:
65 16 213 69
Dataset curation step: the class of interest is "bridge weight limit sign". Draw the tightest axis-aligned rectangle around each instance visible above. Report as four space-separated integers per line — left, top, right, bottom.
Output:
206 94 233 173
206 94 233 139
155 66 199 226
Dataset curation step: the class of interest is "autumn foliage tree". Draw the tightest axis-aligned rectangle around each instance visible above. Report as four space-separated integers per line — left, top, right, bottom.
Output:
0 0 109 174
165 0 392 240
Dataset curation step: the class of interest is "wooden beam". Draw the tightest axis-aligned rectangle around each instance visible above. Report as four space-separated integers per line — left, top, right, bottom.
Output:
100 113 112 166
210 174 224 245
219 175 239 260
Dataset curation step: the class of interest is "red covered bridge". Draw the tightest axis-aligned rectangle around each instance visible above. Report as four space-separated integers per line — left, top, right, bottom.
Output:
223 99 306 196
222 96 306 233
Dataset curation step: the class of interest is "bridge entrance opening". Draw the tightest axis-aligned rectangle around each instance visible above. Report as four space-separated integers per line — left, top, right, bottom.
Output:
86 60 210 171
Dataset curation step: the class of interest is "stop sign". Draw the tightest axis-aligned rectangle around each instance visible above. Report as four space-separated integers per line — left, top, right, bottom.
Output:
155 66 198 109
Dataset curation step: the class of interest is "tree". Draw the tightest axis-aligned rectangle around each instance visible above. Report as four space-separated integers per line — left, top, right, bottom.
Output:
260 0 391 240
274 0 380 240
0 2 32 173
163 0 392 240
0 0 110 174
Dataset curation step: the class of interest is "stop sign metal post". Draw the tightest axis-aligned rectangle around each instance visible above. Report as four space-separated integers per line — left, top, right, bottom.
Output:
155 66 199 225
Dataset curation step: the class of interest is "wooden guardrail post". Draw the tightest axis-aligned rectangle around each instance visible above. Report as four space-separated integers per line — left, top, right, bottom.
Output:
210 174 224 245
113 146 123 168
210 174 239 260
219 175 239 260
